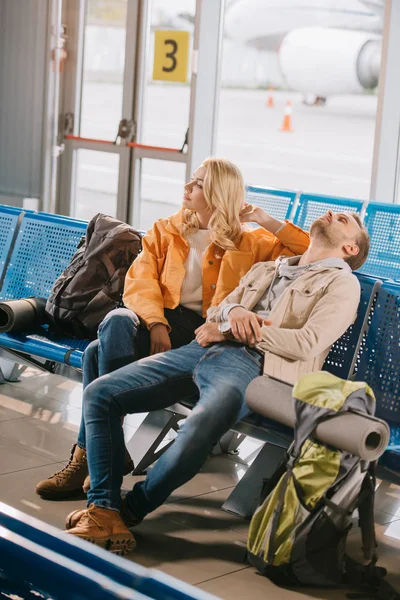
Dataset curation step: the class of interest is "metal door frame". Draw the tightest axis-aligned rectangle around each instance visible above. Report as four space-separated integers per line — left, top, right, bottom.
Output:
127 0 225 228
58 0 225 227
58 0 140 221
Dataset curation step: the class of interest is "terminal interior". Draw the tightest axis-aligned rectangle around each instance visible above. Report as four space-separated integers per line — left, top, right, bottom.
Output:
0 1 400 599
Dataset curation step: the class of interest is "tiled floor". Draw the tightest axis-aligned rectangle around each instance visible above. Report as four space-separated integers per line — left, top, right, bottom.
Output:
0 365 399 599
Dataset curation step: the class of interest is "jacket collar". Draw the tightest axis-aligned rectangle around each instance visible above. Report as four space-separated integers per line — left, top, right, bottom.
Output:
165 209 185 235
165 210 254 256
165 210 222 256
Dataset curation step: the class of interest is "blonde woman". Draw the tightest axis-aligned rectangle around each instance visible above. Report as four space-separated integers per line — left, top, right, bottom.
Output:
36 157 309 500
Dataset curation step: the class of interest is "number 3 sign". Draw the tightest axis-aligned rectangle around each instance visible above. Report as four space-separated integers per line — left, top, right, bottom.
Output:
153 30 190 83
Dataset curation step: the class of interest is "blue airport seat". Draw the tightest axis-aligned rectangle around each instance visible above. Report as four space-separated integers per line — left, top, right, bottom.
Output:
358 202 400 280
0 212 87 301
246 185 296 221
0 330 88 368
354 280 400 470
324 273 381 380
0 502 218 600
293 192 363 231
1 531 152 600
0 213 89 370
355 280 400 423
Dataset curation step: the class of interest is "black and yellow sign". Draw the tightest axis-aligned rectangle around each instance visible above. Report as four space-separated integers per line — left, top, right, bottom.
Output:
153 30 190 83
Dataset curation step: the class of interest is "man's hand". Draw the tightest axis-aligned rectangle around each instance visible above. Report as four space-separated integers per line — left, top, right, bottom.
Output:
150 323 172 355
240 203 283 234
195 322 225 347
228 307 271 347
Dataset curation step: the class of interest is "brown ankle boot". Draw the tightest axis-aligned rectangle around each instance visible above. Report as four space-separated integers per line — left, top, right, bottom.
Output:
65 504 136 555
36 444 88 499
82 446 134 494
66 495 142 530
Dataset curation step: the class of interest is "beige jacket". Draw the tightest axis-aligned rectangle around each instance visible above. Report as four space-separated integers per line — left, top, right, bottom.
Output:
207 260 361 385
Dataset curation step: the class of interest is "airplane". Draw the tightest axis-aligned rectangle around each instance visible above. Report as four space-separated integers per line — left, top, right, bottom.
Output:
224 0 385 101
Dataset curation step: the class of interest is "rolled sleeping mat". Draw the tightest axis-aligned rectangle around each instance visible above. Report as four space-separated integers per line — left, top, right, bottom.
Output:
246 376 390 462
0 297 47 333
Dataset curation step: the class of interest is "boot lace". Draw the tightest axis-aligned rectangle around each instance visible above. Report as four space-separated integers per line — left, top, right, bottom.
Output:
77 505 104 530
50 459 86 485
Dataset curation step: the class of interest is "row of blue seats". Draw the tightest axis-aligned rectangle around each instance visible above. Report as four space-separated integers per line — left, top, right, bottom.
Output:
2 186 400 293
0 501 217 600
0 197 398 470
0 185 399 374
0 208 91 369
2 186 400 285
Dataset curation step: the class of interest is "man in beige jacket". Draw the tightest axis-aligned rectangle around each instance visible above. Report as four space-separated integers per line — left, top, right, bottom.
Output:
63 209 370 554
205 210 369 384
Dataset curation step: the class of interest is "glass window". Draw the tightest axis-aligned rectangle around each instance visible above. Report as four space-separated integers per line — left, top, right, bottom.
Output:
72 149 120 220
80 0 128 140
135 159 186 231
140 0 196 148
216 2 381 200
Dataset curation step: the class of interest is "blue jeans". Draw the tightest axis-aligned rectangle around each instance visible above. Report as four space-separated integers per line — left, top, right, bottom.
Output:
83 340 263 517
77 308 141 449
77 306 205 449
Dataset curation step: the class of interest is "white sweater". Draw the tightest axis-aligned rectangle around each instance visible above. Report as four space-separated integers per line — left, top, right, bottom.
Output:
180 229 211 315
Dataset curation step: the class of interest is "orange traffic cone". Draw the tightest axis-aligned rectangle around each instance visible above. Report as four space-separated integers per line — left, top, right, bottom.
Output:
280 100 293 132
265 93 274 108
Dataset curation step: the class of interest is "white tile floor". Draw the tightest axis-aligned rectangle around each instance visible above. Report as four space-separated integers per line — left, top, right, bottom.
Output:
0 366 399 599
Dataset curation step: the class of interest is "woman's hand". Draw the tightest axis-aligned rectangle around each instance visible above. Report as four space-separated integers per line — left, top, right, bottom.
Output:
150 324 172 355
195 322 225 347
239 203 261 223
240 203 283 234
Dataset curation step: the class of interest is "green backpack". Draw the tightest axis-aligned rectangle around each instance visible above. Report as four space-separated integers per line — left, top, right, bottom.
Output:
247 372 397 597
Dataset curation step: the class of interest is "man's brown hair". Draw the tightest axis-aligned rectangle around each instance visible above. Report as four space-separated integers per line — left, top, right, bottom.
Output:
344 213 370 271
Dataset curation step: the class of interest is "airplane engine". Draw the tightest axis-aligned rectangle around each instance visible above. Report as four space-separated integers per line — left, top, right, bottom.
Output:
279 27 381 97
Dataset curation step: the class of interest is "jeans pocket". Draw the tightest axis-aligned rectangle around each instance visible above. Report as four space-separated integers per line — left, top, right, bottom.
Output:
241 346 264 369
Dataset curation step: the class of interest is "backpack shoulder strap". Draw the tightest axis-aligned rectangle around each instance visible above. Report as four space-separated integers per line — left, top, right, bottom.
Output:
357 462 378 563
266 456 296 565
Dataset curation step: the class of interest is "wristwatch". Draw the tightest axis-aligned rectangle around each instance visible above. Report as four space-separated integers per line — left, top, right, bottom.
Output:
218 321 232 337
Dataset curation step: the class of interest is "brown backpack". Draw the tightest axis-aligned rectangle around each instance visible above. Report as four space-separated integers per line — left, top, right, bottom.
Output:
45 213 142 338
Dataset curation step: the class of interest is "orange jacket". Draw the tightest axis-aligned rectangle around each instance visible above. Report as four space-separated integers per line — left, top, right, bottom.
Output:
123 210 310 329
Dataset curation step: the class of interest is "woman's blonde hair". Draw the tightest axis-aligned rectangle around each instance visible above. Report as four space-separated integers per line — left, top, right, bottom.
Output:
182 157 245 252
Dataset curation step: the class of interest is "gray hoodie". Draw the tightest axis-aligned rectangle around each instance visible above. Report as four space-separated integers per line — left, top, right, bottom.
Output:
221 255 351 321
